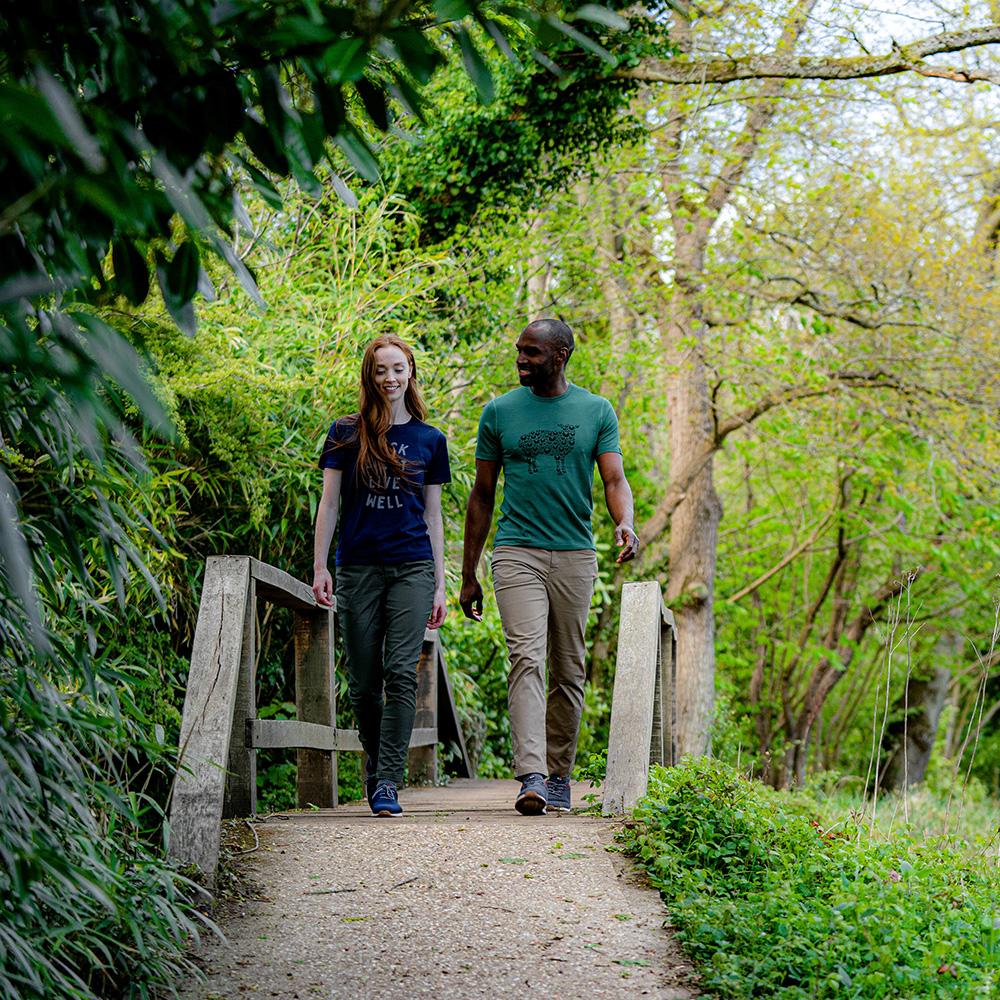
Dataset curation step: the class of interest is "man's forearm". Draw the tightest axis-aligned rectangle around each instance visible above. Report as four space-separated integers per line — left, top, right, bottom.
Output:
462 491 494 580
605 478 634 529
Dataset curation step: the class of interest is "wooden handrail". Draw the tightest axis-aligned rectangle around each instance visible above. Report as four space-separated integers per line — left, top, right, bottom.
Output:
167 555 473 884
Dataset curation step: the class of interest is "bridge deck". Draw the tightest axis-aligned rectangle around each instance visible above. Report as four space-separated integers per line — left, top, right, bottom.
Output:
182 779 698 998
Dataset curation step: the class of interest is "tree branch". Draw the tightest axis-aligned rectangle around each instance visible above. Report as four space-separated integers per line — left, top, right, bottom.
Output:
619 25 1000 86
696 0 816 238
714 371 904 445
725 503 838 603
638 369 921 554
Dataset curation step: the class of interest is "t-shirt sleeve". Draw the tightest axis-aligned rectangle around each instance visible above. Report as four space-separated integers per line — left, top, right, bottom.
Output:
425 430 452 485
475 401 502 462
319 420 348 469
595 399 621 456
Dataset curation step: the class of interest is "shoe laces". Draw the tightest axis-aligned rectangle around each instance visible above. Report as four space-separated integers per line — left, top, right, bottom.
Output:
375 781 397 802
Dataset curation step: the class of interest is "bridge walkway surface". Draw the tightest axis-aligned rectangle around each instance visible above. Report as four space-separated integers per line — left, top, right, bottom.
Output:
180 779 699 999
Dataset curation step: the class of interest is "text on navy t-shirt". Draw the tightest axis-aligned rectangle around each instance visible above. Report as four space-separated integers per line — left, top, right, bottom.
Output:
319 417 451 566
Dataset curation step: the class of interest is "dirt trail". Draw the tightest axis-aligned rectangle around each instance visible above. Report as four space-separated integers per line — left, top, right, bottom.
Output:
181 779 699 999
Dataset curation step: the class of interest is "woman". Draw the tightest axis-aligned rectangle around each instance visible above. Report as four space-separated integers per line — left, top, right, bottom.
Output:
312 335 449 817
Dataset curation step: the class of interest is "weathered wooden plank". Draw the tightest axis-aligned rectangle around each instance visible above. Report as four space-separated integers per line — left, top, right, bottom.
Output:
436 642 474 778
223 576 257 818
649 628 666 769
250 557 333 612
294 607 337 808
168 556 251 882
408 634 438 784
248 721 438 752
603 581 663 815
250 720 342 751
661 611 678 768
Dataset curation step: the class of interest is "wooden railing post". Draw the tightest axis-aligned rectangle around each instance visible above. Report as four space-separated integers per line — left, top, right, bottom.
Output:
169 556 251 882
407 630 439 784
224 575 256 818
649 607 677 769
294 606 337 808
602 582 676 815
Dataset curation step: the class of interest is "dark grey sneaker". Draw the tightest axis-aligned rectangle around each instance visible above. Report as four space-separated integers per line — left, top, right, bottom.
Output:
546 774 572 812
515 773 548 815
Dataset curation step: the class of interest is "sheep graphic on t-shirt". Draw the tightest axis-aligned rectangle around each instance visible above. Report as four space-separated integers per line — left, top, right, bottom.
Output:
517 424 578 475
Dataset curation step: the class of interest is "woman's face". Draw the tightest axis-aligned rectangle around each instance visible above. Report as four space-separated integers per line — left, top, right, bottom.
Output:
372 344 412 404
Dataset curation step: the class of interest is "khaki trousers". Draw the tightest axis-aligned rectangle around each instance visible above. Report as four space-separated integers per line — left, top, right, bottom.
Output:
491 546 597 778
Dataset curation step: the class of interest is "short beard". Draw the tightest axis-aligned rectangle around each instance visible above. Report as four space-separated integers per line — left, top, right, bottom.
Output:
518 359 556 387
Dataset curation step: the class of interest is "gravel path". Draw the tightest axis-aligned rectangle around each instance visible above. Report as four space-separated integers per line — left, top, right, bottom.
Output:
181 779 699 999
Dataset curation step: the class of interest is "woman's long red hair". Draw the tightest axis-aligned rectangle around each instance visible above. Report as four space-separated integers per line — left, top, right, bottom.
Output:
344 335 427 489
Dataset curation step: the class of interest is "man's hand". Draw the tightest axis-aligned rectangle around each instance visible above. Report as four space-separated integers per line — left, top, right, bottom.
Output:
460 577 484 621
427 585 447 629
312 567 334 607
615 523 639 563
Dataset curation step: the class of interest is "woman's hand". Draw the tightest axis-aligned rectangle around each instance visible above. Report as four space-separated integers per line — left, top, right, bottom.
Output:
312 567 334 607
427 585 447 629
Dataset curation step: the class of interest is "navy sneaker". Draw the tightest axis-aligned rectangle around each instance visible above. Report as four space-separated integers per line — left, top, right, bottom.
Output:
546 775 572 812
370 779 403 817
515 773 548 815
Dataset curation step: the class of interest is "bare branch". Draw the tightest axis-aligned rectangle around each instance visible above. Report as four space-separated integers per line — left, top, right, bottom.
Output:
619 25 1000 86
638 368 943 551
714 371 905 445
725 503 839 603
697 0 817 237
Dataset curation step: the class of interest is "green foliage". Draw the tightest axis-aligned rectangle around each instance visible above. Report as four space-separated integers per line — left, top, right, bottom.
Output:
0 627 210 999
623 759 1000 999
393 6 664 241
574 747 608 787
2 0 627 625
3 3 637 991
0 358 210 995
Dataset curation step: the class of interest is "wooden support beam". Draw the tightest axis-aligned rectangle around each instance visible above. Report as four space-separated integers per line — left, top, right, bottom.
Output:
223 575 257 818
168 556 251 883
294 606 337 809
603 581 664 816
408 632 439 785
248 721 437 752
650 607 677 770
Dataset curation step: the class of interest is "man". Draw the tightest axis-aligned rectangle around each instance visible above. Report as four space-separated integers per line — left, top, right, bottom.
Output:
460 318 639 815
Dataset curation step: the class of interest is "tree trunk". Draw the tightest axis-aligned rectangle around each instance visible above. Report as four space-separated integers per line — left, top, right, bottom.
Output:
662 273 722 756
878 665 952 791
526 213 551 318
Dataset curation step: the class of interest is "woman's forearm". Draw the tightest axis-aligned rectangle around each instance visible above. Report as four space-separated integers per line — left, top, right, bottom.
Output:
426 510 445 589
313 500 338 570
313 470 342 571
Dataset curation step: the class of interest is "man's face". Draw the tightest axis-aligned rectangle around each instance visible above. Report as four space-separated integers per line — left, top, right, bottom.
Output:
515 328 562 386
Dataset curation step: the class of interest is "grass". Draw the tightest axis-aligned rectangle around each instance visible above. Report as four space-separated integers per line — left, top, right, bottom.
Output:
621 758 999 999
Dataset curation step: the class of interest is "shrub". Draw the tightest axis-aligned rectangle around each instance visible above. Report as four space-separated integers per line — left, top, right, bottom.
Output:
0 631 211 998
622 757 999 999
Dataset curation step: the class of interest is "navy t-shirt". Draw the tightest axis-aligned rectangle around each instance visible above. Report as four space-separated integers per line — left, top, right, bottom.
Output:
319 417 451 566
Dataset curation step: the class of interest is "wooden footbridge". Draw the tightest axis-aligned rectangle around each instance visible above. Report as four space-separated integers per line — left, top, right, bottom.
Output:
167 556 677 884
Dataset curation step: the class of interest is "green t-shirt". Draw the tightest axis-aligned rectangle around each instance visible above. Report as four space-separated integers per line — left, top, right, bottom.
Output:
475 384 621 551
